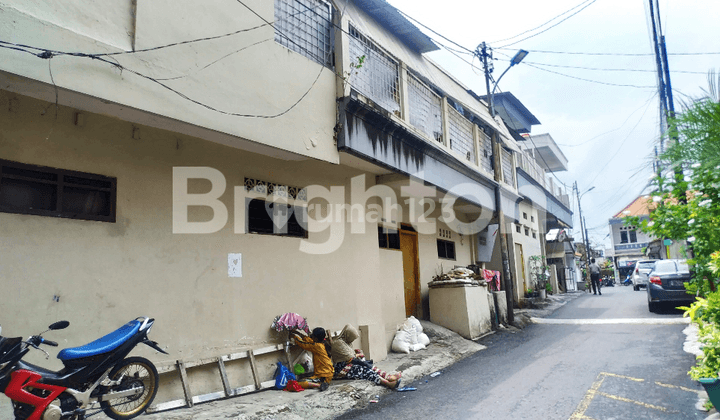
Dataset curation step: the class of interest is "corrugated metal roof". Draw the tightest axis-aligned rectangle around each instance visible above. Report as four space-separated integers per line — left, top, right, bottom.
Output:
352 0 439 54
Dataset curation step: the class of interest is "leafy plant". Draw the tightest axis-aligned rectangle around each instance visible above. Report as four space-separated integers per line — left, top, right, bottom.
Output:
528 255 551 292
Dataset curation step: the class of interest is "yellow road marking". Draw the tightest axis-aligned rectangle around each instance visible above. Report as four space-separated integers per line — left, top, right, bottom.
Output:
600 372 644 382
569 372 689 419
655 381 702 394
569 375 605 419
596 391 671 412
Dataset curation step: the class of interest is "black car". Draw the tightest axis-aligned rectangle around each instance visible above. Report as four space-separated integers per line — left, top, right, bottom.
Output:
647 259 695 312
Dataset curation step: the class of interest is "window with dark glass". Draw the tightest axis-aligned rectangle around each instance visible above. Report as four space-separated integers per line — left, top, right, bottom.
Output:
0 159 115 222
620 231 628 244
437 239 456 260
378 226 400 250
246 198 307 238
629 230 637 243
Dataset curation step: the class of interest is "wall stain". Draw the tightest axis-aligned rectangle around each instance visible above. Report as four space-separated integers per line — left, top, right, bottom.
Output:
106 217 130 237
345 99 426 172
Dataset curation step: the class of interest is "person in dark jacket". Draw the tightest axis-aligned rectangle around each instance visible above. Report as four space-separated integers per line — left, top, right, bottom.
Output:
589 258 602 295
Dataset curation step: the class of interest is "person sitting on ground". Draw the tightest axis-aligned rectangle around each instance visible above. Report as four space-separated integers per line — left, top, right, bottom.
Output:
290 327 334 391
330 324 401 389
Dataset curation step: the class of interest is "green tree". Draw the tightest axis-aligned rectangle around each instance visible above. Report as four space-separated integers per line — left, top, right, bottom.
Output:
629 71 720 296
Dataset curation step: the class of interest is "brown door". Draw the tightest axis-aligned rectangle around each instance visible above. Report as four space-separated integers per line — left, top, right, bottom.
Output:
400 229 420 317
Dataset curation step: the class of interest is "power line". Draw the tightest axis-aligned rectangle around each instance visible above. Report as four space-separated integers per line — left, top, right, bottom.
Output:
491 0 594 45
393 8 476 55
584 89 657 187
495 47 720 56
516 60 708 75
555 91 658 147
524 62 657 89
498 0 598 49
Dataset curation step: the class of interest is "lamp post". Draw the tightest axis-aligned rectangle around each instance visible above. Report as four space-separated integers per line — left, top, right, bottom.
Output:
477 43 528 324
575 183 595 284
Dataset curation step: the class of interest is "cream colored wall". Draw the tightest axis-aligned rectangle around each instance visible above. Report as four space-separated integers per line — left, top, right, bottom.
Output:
0 91 409 375
0 0 338 163
510 201 543 300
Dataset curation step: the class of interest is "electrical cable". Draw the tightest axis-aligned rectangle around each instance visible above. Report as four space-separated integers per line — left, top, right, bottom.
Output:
491 0 594 45
515 60 708 75
495 47 720 56
392 9 476 55
555 91 658 147
523 62 656 89
498 0 598 49
584 89 657 188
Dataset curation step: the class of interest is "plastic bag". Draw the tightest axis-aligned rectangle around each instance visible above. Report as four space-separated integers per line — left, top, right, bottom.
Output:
392 316 429 353
291 350 313 374
274 362 296 390
284 379 304 392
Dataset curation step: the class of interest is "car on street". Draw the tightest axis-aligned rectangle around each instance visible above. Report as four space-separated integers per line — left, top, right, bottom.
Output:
632 259 658 291
647 259 695 312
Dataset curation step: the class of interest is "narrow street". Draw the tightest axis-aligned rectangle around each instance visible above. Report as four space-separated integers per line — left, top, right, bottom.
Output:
338 285 704 420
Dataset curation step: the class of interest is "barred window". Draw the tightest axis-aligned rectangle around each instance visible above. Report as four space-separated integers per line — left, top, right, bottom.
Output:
274 0 333 67
447 106 476 164
348 25 400 114
0 159 116 222
408 74 443 143
247 198 308 238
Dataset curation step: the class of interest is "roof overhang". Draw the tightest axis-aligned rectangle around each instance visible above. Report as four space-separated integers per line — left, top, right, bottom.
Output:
352 0 439 54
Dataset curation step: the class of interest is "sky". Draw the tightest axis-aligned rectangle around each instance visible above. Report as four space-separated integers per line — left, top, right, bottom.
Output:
386 0 720 251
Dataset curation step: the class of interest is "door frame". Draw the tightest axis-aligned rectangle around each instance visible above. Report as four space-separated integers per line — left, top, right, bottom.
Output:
400 224 420 318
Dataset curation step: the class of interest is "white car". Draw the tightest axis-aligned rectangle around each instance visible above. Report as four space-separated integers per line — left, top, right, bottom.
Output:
633 260 658 291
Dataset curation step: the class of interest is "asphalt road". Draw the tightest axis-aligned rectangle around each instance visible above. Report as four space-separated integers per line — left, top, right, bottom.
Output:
337 284 705 420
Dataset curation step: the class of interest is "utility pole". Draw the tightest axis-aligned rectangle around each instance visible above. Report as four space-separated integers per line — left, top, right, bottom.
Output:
478 41 514 324
575 182 591 283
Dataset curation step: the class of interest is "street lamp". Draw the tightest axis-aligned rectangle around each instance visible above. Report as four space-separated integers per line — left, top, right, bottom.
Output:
476 43 527 324
477 44 529 117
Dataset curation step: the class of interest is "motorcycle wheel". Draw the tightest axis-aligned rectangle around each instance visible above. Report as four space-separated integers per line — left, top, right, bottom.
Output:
100 356 159 420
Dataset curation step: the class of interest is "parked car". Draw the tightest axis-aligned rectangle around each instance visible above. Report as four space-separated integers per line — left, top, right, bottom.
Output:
647 259 695 312
632 259 658 291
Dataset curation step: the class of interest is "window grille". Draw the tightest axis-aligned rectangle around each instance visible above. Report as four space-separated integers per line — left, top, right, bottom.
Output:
501 147 515 186
348 25 400 114
447 106 476 164
408 74 443 143
274 0 333 67
478 129 493 174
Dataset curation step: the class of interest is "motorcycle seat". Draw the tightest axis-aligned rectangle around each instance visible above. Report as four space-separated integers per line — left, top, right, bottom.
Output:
57 320 141 361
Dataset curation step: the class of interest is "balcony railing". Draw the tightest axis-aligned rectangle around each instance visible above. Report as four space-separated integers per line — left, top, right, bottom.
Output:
348 26 400 115
516 150 570 207
408 74 443 144
346 25 505 181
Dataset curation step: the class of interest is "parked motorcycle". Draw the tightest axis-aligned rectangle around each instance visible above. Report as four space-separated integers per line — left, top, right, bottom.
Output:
622 276 633 286
0 317 167 420
602 276 615 287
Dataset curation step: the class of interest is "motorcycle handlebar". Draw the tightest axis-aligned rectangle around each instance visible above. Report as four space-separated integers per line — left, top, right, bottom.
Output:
42 339 58 347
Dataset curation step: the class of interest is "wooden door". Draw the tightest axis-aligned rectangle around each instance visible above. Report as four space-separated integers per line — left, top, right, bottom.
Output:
514 243 527 293
400 229 420 317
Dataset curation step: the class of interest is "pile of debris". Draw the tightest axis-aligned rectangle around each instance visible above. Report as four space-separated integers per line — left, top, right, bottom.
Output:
428 267 488 288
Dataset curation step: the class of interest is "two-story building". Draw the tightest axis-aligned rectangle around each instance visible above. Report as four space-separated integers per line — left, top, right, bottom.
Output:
0 0 572 409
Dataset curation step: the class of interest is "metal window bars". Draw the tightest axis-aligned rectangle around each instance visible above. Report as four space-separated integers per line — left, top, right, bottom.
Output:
274 0 333 67
478 129 493 174
408 73 443 144
501 147 515 187
447 106 476 164
348 25 401 114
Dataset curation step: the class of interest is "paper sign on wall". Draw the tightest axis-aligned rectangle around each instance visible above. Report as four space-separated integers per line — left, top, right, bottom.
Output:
228 253 242 278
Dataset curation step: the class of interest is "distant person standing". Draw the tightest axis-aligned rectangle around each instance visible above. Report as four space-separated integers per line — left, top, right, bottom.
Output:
589 258 602 295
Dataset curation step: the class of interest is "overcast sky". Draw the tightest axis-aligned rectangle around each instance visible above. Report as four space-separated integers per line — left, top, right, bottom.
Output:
387 0 719 250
